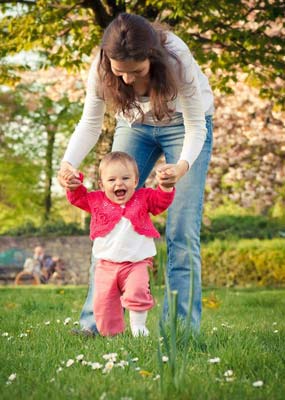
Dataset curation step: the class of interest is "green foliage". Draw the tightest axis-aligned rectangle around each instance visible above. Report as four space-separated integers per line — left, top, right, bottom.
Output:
0 84 83 227
152 211 284 241
201 215 285 242
202 239 285 287
0 155 43 231
155 239 285 288
0 1 284 105
1 219 86 237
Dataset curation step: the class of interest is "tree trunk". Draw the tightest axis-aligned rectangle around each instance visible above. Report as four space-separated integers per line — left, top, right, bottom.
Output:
43 126 56 222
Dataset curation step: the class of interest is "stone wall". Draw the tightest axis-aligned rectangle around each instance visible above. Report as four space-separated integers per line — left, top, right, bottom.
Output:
0 236 92 284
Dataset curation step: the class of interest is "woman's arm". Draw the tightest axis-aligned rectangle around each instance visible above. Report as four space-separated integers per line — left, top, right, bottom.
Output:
177 46 207 169
166 33 211 172
62 53 106 168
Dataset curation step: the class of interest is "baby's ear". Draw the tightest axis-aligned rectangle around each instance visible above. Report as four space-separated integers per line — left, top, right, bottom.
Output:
99 180 104 191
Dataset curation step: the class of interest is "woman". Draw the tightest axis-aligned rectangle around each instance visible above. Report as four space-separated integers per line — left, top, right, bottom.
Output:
58 13 214 334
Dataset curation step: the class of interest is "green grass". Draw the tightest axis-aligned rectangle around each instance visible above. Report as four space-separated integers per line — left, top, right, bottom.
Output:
1 286 284 400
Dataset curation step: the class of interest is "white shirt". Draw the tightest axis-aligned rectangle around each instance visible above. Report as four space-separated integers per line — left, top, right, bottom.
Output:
92 216 156 262
63 32 214 169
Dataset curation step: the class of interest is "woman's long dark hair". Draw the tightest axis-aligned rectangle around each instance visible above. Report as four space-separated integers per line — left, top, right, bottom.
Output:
98 13 181 121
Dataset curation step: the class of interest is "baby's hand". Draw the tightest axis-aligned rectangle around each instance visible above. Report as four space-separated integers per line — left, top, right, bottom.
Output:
156 167 175 192
58 161 81 190
156 165 176 190
156 161 189 189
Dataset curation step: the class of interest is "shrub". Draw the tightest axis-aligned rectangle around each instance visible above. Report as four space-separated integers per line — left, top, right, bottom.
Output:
201 215 285 242
155 239 285 288
1 220 87 237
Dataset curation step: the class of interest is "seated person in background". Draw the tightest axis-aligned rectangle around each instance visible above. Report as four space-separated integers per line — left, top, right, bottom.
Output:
23 246 55 283
49 257 66 283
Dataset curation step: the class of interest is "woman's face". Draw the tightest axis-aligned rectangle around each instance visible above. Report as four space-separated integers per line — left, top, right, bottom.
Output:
110 58 150 85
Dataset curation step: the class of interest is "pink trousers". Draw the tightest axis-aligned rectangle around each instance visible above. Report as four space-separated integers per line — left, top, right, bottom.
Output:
93 258 154 336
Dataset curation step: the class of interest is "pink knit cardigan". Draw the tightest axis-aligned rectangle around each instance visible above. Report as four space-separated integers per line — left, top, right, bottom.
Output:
66 177 175 240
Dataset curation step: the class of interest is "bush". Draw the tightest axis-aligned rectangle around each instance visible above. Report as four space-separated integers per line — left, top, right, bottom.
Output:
201 215 285 242
155 239 285 288
1 220 87 237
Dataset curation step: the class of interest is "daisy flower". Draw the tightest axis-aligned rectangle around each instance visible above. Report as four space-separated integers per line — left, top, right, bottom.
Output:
6 373 17 385
66 359 74 367
252 380 263 388
102 361 114 374
102 353 118 362
91 362 103 370
208 357 221 364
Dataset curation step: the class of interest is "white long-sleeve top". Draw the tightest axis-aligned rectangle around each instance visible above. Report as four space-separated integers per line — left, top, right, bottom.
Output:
92 216 156 262
63 32 214 169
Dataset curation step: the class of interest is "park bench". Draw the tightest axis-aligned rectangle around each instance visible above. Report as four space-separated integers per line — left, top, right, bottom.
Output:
0 248 28 285
0 247 77 285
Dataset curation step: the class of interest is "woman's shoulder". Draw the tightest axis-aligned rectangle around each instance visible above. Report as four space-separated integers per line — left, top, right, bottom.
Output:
165 31 190 55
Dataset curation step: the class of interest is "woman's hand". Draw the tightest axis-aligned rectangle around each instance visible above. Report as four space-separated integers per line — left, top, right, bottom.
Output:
156 160 189 188
57 161 81 190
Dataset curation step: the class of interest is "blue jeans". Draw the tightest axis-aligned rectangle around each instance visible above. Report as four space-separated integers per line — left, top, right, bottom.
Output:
79 115 213 332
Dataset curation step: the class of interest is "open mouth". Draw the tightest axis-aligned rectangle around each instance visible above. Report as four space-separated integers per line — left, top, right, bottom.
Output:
114 189 127 198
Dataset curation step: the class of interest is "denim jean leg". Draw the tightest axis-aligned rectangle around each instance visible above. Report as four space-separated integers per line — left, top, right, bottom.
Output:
79 255 99 333
112 121 163 186
163 116 213 331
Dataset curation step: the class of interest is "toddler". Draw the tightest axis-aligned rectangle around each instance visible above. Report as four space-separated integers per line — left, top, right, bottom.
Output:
66 151 175 337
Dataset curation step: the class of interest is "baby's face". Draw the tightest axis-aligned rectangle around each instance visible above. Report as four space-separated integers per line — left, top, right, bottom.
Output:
100 160 138 205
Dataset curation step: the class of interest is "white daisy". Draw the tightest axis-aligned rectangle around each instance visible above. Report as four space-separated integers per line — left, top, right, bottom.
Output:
102 353 118 362
252 380 263 388
8 373 17 381
91 362 103 370
66 359 74 367
102 361 114 373
208 357 221 364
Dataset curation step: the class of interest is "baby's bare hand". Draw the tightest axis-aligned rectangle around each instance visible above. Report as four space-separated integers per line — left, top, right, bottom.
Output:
58 162 81 190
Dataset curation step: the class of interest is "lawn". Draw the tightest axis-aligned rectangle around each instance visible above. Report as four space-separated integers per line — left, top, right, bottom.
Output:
1 286 284 400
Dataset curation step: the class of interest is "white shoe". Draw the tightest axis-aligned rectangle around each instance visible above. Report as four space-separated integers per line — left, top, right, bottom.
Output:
131 326 149 337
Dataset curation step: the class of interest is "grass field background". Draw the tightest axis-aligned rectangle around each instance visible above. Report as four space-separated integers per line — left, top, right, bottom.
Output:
1 286 284 400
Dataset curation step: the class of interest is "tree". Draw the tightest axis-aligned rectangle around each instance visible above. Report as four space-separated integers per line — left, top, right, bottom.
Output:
0 80 83 227
0 89 43 231
0 0 284 106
